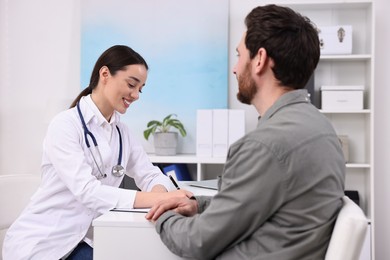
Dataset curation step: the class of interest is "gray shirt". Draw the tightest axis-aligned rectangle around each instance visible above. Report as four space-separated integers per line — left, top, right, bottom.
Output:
155 89 345 260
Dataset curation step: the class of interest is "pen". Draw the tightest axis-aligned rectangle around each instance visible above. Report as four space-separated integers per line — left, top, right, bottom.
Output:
169 175 180 190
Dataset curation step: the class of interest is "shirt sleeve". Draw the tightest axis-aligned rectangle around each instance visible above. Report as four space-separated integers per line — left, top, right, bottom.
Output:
121 124 174 192
44 112 132 214
154 139 287 259
116 189 136 208
195 196 213 213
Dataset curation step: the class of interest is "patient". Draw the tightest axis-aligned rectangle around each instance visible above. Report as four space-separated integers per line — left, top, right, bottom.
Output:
146 4 346 259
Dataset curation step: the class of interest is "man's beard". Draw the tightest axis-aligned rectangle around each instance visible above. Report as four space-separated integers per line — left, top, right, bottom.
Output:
236 63 257 105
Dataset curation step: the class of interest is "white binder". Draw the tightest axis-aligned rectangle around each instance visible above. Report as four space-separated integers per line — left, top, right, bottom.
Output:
212 109 228 157
228 109 245 146
196 110 213 157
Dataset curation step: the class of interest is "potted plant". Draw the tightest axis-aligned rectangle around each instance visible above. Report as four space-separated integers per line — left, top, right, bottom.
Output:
143 114 187 156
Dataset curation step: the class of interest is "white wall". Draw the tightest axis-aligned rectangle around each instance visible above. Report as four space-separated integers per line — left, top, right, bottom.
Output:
0 0 80 175
373 0 390 258
0 0 389 258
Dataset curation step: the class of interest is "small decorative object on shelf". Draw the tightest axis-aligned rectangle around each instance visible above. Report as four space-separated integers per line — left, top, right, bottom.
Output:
143 114 187 156
318 25 352 55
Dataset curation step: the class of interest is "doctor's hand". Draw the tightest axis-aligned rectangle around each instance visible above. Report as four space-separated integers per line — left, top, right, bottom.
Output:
134 189 192 209
145 196 198 222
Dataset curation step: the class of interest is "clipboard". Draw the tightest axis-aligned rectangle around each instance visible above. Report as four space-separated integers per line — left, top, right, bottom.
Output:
111 208 150 213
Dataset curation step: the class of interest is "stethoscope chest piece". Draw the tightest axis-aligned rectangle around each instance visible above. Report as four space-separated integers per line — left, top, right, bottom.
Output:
77 101 125 180
112 165 125 177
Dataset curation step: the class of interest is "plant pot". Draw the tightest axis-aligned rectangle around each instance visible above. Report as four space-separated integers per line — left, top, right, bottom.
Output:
153 132 178 156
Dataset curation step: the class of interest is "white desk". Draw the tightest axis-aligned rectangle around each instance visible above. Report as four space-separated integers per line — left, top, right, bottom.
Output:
93 184 217 260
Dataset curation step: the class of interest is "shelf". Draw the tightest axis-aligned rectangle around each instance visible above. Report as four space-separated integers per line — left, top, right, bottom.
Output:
319 109 371 114
267 1 372 9
148 154 226 164
149 154 370 169
346 163 370 168
320 54 371 61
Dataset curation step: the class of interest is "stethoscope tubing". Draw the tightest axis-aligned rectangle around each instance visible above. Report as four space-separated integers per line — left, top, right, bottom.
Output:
76 101 123 178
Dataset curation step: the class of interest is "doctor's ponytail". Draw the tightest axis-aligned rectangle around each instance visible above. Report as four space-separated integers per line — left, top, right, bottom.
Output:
69 86 92 108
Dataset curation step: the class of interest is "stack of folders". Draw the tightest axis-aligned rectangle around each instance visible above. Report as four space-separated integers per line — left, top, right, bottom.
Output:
163 164 192 181
196 109 245 157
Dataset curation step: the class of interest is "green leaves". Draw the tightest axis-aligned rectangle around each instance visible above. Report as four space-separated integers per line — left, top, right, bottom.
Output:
143 114 187 140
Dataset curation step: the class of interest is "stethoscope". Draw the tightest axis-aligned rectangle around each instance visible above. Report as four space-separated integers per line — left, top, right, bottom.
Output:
77 102 125 179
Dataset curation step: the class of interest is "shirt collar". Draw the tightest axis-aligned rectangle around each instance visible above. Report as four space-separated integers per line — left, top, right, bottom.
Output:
258 89 310 126
81 95 120 126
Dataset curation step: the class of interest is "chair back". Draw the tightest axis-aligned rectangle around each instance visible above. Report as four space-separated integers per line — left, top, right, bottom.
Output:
0 174 41 259
325 195 368 260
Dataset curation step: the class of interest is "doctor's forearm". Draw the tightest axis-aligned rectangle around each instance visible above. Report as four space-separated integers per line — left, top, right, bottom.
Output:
150 184 168 192
133 190 192 208
132 185 168 208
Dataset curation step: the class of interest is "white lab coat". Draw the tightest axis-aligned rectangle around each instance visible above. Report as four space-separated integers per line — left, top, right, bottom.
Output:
2 95 174 260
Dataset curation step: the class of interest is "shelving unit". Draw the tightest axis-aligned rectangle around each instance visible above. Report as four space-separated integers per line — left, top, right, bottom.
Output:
282 3 374 259
311 1 374 255
149 1 374 259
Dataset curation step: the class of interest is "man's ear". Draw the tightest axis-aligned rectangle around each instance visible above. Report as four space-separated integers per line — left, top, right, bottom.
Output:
254 48 268 74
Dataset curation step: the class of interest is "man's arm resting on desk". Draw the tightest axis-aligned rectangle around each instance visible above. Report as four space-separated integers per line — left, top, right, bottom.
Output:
194 195 212 213
152 196 218 260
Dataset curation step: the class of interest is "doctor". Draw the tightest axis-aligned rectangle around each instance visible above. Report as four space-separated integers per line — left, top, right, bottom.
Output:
2 45 192 260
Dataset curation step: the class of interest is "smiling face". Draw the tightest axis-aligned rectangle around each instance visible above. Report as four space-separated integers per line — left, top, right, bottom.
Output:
93 64 148 121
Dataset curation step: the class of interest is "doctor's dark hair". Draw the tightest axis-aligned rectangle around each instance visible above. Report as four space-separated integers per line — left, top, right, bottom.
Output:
244 4 320 89
70 45 148 108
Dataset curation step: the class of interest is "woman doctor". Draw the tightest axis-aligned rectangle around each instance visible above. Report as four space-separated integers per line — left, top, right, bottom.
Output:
2 45 192 260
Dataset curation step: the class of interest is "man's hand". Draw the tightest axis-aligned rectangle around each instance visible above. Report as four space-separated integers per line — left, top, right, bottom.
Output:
145 196 198 222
